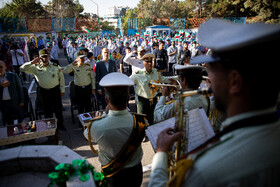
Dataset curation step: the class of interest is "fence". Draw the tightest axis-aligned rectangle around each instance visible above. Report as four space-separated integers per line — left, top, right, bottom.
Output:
0 18 27 32
0 17 99 33
1 17 248 33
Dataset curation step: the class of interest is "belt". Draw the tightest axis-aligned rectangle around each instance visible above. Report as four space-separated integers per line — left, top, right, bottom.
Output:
75 84 91 89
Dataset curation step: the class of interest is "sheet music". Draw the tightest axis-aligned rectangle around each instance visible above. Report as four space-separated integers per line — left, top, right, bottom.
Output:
145 117 175 151
146 108 215 153
187 108 215 152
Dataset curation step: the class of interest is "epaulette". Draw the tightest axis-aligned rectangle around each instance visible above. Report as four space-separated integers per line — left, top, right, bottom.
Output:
72 62 78 66
135 70 139 74
59 68 62 72
130 112 147 117
85 63 91 66
53 62 58 66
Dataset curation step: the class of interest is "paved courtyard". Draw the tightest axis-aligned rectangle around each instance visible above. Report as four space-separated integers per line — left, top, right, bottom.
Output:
26 48 155 186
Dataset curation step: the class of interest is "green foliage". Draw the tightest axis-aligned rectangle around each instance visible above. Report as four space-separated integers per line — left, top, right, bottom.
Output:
121 9 136 34
99 18 115 31
135 0 188 19
44 0 84 18
135 0 280 23
0 0 48 18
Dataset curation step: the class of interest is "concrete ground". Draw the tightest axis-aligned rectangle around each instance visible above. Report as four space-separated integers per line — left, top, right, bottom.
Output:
26 48 155 186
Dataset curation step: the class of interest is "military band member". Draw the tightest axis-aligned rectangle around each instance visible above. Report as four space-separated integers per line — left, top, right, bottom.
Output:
63 54 95 114
153 65 208 123
130 53 171 125
84 72 147 187
149 19 280 187
20 48 66 130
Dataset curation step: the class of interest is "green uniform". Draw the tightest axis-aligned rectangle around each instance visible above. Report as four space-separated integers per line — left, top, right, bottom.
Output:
154 94 209 123
130 68 171 125
20 61 65 93
63 62 95 89
130 68 170 99
20 61 65 129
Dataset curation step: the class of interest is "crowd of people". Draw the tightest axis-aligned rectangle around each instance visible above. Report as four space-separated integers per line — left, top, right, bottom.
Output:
0 19 280 187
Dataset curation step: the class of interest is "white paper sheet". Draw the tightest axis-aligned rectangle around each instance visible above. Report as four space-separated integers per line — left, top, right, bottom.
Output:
146 108 215 153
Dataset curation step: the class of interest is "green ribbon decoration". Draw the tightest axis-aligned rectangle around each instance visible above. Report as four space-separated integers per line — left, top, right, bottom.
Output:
48 159 105 187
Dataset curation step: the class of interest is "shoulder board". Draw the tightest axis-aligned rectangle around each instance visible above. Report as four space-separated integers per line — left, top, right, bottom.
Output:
53 62 58 66
85 63 91 66
72 62 78 66
135 70 139 74
130 112 147 117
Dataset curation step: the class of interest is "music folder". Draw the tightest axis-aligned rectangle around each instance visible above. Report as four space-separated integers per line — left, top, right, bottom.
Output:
146 108 215 153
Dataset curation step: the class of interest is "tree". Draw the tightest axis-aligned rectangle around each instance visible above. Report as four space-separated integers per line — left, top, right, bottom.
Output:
0 0 49 18
244 0 280 23
44 0 84 18
121 9 136 34
99 18 115 31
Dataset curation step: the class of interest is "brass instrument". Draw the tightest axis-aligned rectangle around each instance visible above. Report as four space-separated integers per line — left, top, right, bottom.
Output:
149 80 182 97
148 81 181 90
174 88 212 160
86 110 107 154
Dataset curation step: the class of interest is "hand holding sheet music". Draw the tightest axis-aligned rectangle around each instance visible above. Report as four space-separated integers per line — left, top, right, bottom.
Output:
146 108 215 154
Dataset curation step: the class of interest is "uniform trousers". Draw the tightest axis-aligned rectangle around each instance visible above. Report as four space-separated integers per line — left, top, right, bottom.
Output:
168 62 175 75
75 84 92 114
13 65 26 81
39 85 64 128
105 162 143 187
137 96 157 125
0 100 24 125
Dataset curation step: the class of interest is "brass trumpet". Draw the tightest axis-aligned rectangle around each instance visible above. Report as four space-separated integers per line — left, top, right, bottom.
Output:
148 81 181 90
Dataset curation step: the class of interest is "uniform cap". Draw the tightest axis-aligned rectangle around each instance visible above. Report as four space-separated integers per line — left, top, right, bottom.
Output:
174 64 205 71
39 49 49 57
191 19 280 64
79 55 86 58
141 53 155 61
100 72 134 87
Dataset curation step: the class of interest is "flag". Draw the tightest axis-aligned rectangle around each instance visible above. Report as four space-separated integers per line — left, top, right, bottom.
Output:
153 32 157 36
136 32 140 36
82 27 90 33
179 29 184 34
175 33 180 38
144 32 149 37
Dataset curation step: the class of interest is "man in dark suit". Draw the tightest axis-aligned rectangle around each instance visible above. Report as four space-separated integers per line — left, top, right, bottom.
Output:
95 48 117 109
0 61 24 125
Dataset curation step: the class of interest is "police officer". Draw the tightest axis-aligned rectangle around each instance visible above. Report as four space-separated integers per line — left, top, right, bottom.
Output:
20 48 66 130
64 54 95 114
130 53 172 125
84 72 147 187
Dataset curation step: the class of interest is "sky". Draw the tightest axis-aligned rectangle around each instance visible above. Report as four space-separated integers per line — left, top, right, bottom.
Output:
0 0 140 17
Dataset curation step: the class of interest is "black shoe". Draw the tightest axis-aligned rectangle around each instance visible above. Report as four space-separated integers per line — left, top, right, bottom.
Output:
58 125 66 131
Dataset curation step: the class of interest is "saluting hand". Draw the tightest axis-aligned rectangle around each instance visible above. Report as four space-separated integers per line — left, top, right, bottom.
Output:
31 57 43 64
